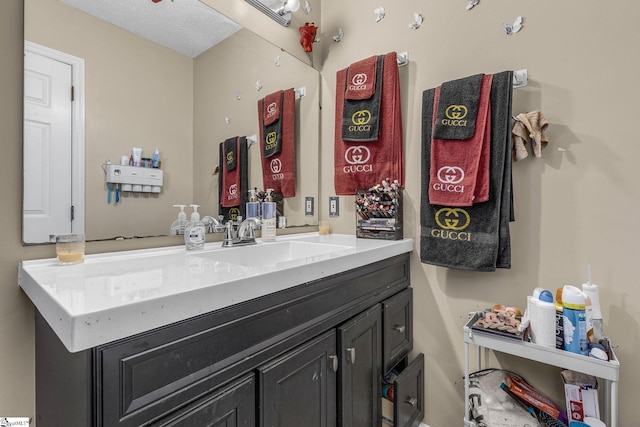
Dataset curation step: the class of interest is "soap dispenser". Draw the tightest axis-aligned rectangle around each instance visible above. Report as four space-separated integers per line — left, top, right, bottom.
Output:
261 189 277 242
246 188 259 219
170 205 188 236
184 204 205 250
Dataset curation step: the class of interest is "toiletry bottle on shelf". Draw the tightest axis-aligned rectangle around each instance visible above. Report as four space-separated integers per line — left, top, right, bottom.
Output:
562 285 588 356
152 148 160 169
170 205 188 236
261 189 277 242
184 204 205 250
246 188 259 219
582 282 605 341
554 288 564 350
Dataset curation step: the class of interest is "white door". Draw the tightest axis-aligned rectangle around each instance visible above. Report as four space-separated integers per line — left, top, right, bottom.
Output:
23 48 78 244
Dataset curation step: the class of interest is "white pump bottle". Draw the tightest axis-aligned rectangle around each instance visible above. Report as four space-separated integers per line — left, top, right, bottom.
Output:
184 204 205 250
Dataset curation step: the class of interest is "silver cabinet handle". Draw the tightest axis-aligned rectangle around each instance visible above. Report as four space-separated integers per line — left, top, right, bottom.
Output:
329 355 338 372
393 325 406 333
347 347 356 363
405 397 417 407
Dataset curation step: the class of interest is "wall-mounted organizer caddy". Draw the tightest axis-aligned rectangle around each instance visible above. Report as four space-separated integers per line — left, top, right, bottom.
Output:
463 311 620 427
104 164 164 193
355 186 403 240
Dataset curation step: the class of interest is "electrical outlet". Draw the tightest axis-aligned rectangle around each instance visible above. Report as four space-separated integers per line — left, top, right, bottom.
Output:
305 197 314 216
329 196 339 217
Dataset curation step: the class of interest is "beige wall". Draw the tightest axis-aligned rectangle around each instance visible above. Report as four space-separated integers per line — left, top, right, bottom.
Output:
3 1 639 426
319 0 639 426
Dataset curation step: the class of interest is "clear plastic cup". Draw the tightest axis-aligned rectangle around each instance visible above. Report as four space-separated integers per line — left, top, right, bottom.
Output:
319 220 330 235
56 234 85 265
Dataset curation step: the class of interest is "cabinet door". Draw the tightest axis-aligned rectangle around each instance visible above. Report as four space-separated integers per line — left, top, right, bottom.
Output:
151 373 255 427
382 288 413 373
338 304 382 427
259 330 338 427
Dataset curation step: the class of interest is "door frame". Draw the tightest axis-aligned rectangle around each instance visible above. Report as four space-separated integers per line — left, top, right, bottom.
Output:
24 41 85 242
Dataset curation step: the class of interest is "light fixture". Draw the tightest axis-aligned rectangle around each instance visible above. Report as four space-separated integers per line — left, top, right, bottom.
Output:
244 0 299 27
276 0 300 15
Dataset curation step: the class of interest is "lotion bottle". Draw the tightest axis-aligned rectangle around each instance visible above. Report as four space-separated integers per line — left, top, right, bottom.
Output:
261 189 277 242
184 204 205 250
246 188 259 219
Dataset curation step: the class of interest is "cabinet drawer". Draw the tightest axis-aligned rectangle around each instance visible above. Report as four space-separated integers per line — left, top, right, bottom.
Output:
382 288 413 373
382 353 424 427
151 373 255 427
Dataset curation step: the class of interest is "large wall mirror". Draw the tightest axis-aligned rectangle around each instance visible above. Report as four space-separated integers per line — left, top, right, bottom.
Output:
24 0 319 244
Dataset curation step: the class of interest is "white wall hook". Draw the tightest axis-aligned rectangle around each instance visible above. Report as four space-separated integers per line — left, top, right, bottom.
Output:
408 13 423 30
295 86 307 99
333 27 344 42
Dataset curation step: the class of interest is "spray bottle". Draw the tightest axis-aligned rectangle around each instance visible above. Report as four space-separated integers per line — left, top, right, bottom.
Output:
261 189 277 242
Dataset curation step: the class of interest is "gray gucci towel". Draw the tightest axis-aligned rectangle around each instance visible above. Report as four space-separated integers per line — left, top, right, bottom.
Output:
432 73 483 140
420 71 513 271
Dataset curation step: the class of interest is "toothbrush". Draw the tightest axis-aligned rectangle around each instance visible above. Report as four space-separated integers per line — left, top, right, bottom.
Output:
107 183 112 204
115 184 120 204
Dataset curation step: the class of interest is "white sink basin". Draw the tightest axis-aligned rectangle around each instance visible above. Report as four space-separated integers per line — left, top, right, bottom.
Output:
197 240 352 268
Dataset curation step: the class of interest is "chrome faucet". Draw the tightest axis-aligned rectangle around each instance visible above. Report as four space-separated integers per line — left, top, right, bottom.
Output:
222 216 262 247
202 215 226 234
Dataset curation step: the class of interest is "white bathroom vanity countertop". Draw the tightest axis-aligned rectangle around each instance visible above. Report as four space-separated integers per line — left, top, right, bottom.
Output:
19 233 413 353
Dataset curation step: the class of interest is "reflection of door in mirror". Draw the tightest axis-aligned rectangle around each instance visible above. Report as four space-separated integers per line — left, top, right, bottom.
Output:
23 42 85 244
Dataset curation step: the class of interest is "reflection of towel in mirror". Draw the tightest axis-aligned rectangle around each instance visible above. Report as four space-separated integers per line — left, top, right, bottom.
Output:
221 137 241 208
341 55 383 141
511 111 550 161
428 74 493 206
258 88 296 198
334 52 404 195
420 71 514 271
218 137 248 221
260 91 283 158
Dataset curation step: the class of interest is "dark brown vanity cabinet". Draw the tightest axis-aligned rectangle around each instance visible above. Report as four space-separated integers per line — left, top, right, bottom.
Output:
35 254 423 427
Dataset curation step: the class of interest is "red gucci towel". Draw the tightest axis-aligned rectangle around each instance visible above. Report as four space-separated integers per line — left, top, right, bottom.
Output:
345 55 378 100
428 74 493 206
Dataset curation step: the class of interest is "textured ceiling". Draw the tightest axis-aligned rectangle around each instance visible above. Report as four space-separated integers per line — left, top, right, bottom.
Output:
59 0 242 58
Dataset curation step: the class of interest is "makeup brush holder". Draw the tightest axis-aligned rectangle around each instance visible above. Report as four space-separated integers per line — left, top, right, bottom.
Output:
355 186 403 240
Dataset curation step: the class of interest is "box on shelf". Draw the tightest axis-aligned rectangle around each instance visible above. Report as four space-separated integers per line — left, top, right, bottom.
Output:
561 370 600 424
355 185 402 240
